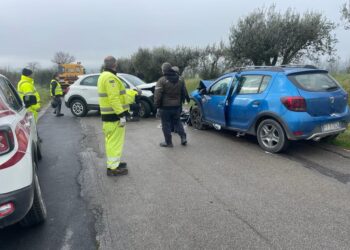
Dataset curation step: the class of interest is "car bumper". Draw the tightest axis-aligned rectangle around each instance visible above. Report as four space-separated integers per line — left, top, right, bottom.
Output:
282 109 350 140
0 184 34 228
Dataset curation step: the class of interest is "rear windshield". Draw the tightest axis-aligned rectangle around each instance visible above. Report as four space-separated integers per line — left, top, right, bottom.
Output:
288 73 339 92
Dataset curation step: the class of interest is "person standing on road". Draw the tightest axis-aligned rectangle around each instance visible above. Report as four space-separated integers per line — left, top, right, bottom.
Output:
17 68 41 122
98 56 129 176
154 62 188 147
50 73 64 117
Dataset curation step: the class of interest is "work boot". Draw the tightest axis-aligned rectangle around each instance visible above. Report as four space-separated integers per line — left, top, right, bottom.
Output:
56 113 64 117
180 136 187 146
159 142 173 148
107 167 128 176
119 162 127 168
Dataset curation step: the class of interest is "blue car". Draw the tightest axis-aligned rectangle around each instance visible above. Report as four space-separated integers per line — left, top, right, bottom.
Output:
190 66 350 153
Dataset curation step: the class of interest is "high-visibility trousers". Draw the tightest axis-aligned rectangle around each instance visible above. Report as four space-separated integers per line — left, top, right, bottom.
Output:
102 121 125 170
28 107 38 122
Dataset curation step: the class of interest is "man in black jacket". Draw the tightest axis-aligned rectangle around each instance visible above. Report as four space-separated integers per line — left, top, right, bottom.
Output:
154 62 189 147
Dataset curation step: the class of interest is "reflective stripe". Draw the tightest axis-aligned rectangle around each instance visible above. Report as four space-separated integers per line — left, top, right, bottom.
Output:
100 107 114 112
107 157 120 162
120 90 126 95
23 92 35 95
122 104 129 109
98 93 108 97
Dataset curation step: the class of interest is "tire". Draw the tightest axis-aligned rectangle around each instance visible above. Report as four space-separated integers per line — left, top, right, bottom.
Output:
190 106 207 130
20 163 47 227
70 99 88 117
257 119 289 153
37 143 42 161
139 100 151 118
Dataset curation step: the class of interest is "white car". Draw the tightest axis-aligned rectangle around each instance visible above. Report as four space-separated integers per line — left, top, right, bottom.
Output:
0 74 46 229
64 73 155 117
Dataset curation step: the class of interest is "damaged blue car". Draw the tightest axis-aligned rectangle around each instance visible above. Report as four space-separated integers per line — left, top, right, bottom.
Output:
189 65 350 153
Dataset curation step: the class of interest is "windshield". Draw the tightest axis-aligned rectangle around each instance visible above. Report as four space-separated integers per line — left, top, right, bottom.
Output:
288 73 339 92
119 74 145 86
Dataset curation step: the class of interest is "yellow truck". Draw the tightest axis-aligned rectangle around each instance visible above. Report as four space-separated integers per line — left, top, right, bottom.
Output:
57 62 85 91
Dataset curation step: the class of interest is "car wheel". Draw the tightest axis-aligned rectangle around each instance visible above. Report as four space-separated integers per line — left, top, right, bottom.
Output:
139 100 151 118
70 99 88 117
190 106 207 130
20 163 47 227
257 119 289 153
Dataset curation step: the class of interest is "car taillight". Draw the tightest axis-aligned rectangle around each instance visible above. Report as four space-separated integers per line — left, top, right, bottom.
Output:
0 202 15 218
281 96 307 112
0 127 14 156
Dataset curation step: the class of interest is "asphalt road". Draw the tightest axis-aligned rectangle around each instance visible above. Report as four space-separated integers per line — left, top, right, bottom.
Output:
1 106 350 250
0 107 96 250
78 112 350 250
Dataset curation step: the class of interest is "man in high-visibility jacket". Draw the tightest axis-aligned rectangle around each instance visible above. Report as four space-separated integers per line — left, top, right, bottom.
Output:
50 72 64 117
17 68 41 122
98 56 129 176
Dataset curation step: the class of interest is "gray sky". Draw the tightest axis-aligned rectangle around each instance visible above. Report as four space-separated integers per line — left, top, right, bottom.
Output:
1 0 349 70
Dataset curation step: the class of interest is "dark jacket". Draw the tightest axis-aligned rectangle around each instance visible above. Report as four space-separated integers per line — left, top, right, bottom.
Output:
154 71 189 109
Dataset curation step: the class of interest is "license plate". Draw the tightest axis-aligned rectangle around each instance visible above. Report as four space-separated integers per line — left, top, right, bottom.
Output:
322 122 341 132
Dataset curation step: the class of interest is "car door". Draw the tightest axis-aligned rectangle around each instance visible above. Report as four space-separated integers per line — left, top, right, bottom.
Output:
228 74 272 130
201 76 233 125
79 75 99 105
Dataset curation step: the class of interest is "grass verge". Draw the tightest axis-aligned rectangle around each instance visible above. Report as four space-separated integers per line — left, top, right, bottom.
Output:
36 84 51 106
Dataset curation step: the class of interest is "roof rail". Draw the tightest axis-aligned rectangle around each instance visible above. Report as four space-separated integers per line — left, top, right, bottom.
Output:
279 64 319 69
225 64 319 74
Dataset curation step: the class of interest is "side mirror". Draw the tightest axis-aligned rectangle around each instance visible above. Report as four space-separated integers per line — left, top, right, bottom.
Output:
23 95 37 108
199 88 207 95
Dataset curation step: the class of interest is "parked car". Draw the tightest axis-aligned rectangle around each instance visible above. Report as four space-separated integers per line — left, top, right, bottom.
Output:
64 73 155 117
0 74 46 229
118 73 157 94
190 65 350 153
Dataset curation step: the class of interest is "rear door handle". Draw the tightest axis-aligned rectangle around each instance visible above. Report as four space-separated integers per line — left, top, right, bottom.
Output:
218 102 225 107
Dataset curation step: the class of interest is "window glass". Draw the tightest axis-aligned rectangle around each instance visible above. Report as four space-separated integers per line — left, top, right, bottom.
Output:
209 77 232 96
288 73 339 92
119 74 145 86
118 77 130 89
259 76 271 93
238 75 264 94
80 75 99 86
76 67 81 73
0 77 23 111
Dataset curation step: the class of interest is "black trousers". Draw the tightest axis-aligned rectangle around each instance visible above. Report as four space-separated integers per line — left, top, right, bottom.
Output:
54 96 62 115
160 107 186 144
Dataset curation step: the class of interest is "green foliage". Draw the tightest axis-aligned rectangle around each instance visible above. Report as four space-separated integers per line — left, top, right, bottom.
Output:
228 5 337 66
116 46 200 82
341 1 350 29
196 42 230 79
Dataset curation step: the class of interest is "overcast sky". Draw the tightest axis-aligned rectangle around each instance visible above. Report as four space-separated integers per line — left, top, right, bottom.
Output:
1 0 349 70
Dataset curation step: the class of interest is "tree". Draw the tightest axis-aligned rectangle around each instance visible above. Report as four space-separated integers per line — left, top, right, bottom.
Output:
51 51 76 64
341 1 350 29
196 42 230 79
26 62 40 72
228 6 337 66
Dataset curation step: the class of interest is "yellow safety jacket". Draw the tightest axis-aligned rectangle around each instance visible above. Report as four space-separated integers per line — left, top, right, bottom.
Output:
17 75 41 110
50 79 63 96
97 70 130 121
125 89 138 104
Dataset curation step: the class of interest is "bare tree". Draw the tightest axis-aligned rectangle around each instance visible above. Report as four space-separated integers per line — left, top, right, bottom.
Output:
51 51 76 64
26 62 40 72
